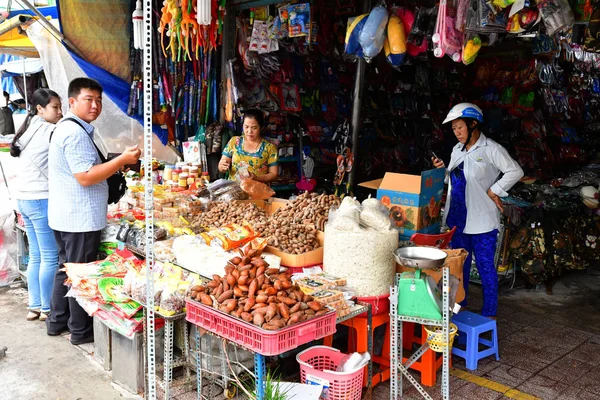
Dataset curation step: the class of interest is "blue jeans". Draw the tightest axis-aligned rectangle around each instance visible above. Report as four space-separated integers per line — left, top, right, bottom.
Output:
17 199 58 313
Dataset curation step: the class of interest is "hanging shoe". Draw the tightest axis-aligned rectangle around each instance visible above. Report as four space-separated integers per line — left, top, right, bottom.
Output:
26 310 40 321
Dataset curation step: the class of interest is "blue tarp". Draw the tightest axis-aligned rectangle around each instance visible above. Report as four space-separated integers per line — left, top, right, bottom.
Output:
68 49 168 145
0 54 20 95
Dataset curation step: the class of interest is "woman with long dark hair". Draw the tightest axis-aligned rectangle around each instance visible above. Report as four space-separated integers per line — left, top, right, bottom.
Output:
10 88 62 321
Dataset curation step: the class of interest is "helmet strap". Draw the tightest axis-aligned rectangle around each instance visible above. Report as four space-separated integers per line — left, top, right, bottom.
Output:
462 121 478 152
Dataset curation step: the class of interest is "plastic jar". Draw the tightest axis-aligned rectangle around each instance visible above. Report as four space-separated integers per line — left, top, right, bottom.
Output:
164 165 174 181
189 166 199 179
181 165 190 174
201 172 210 185
172 168 182 182
178 173 189 188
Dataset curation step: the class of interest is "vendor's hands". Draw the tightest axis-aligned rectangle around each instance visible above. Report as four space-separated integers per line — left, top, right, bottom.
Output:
218 158 231 173
487 188 504 213
431 157 445 169
119 145 142 166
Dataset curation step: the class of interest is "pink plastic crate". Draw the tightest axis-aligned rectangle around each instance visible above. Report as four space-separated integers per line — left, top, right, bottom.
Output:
186 299 337 356
297 346 364 400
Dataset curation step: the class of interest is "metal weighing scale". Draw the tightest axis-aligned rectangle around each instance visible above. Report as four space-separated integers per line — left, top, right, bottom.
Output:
390 246 452 400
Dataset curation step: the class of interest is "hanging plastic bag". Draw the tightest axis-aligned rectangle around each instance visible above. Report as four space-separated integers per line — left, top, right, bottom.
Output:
384 15 407 68
358 5 389 60
345 14 369 57
239 179 276 200
537 0 575 36
433 0 464 62
462 33 482 65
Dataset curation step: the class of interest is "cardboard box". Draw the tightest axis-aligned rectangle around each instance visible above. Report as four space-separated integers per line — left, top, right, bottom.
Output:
265 230 324 268
359 169 446 240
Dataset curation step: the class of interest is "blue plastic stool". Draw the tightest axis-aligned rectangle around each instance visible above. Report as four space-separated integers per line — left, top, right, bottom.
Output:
451 311 500 370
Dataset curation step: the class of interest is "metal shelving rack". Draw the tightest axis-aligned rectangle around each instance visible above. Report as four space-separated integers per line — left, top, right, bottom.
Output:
193 303 372 400
390 267 451 400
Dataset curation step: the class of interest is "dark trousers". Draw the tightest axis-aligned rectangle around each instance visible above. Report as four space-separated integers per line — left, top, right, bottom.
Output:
46 230 101 341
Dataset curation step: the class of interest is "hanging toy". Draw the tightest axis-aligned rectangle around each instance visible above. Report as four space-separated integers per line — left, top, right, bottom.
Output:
197 0 211 25
132 0 143 50
358 5 389 61
384 15 407 68
432 0 463 62
462 34 482 65
344 13 369 57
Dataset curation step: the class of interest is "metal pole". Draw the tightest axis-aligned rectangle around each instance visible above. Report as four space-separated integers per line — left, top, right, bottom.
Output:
347 0 371 193
22 58 27 110
142 0 156 397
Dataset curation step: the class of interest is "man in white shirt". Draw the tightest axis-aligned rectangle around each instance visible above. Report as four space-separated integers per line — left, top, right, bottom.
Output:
433 103 523 318
47 78 141 344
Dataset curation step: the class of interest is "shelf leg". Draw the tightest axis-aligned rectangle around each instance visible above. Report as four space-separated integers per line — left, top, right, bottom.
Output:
164 319 174 399
254 353 266 400
196 327 202 400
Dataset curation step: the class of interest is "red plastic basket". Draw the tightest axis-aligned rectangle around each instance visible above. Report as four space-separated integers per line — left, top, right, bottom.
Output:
297 346 364 400
186 299 337 356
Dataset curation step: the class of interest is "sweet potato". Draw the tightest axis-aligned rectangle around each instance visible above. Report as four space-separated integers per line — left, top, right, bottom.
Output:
262 323 279 331
253 313 264 326
289 302 302 313
280 297 297 306
241 312 253 322
248 279 258 298
217 290 233 303
307 301 322 311
244 297 256 312
226 274 236 286
278 303 290 319
200 293 212 306
256 294 268 304
233 286 244 298
266 303 277 322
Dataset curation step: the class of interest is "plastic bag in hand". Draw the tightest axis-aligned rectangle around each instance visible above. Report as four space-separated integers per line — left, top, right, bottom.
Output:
240 179 276 200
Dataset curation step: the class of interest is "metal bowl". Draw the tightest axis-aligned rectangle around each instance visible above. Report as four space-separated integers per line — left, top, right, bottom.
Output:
393 247 447 269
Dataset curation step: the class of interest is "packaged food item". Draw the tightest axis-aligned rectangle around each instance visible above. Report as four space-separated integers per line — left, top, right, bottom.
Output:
310 289 345 306
199 222 256 251
309 272 347 287
240 178 276 200
295 277 333 294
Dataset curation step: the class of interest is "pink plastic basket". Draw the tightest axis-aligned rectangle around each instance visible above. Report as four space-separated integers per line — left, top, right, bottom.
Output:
297 346 365 400
186 299 337 356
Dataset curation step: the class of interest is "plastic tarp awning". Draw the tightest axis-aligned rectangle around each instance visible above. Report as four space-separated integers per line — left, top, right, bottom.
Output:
58 0 132 82
0 15 41 57
27 20 177 163
0 58 43 77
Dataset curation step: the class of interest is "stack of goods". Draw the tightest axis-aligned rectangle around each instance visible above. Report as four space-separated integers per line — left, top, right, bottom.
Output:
324 197 399 297
187 245 330 330
63 251 160 338
294 271 353 318
123 261 205 317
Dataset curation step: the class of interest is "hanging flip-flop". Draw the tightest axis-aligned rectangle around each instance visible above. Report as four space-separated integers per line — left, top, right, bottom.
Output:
333 154 346 186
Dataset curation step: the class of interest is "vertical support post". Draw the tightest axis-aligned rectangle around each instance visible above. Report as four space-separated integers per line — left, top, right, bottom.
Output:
347 0 371 193
254 353 266 400
163 320 174 398
389 284 398 400
366 304 373 400
442 267 450 399
196 328 202 399
219 8 236 121
22 59 28 109
143 0 156 398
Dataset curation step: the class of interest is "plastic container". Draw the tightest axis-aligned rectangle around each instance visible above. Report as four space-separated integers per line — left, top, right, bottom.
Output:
356 294 389 317
172 168 182 182
164 165 174 182
178 173 189 188
186 299 337 356
296 346 364 400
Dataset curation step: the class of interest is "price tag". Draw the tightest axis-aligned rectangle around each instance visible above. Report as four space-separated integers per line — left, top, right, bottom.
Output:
410 284 416 292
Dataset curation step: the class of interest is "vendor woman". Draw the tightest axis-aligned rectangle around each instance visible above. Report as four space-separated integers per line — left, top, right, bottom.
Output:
433 103 523 318
218 109 279 183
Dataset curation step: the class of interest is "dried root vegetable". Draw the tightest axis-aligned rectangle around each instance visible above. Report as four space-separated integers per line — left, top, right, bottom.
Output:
188 246 329 330
190 202 269 233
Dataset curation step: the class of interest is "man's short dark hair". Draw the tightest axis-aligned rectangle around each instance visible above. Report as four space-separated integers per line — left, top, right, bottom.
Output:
68 77 103 99
3 91 9 98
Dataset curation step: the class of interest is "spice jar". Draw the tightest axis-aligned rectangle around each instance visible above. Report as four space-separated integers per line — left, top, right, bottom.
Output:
189 166 199 179
201 171 210 185
178 173 189 188
181 165 190 174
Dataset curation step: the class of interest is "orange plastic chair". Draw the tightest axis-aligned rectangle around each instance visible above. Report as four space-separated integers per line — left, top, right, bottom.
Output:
410 226 456 249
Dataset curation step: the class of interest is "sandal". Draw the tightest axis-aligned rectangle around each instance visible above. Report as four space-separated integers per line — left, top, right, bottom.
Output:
26 310 41 321
39 312 50 322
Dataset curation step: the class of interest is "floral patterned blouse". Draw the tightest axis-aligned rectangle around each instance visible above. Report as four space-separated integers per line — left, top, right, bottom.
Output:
222 136 278 181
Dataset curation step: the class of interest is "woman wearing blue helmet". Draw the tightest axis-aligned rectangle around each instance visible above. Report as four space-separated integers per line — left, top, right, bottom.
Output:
432 103 523 318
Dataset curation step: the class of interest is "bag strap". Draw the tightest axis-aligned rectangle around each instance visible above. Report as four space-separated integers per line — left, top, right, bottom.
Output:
51 117 106 163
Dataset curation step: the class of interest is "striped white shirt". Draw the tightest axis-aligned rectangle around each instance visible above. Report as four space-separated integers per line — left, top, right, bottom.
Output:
48 112 108 232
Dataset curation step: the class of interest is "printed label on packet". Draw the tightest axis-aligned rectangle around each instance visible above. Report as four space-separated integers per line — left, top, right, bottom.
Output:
305 374 329 398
